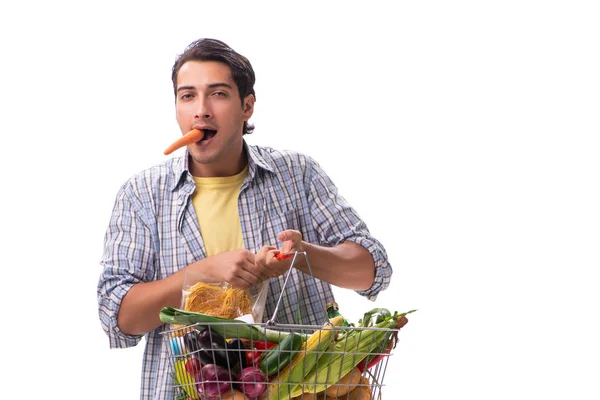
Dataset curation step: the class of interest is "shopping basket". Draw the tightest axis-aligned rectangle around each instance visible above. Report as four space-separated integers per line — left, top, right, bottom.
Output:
159 252 409 400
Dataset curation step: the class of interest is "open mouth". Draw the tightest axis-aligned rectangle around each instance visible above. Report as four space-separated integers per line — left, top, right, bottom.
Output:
199 129 217 141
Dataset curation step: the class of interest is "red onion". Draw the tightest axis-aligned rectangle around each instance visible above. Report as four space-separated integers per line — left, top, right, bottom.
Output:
195 364 232 399
237 366 267 398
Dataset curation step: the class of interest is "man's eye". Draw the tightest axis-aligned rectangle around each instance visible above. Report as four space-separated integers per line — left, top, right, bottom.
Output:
213 91 227 97
180 93 193 100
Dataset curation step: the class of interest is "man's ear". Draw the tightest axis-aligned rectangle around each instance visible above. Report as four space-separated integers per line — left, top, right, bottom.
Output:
242 94 255 120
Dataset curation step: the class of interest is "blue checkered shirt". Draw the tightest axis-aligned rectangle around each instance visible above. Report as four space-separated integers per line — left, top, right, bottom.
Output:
97 142 392 399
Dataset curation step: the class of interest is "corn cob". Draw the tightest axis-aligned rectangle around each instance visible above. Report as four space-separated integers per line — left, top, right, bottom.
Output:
293 309 417 397
268 316 344 400
293 320 393 396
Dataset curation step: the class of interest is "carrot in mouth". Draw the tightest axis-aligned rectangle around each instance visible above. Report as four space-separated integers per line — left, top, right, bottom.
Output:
163 129 204 155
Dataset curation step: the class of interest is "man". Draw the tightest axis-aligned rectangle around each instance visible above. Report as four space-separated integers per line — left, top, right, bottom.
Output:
97 38 392 399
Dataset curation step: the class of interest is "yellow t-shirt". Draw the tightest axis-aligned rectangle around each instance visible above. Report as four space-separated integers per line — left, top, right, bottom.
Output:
191 166 248 256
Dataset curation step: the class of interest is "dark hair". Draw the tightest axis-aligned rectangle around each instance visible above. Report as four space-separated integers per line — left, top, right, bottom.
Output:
172 38 256 135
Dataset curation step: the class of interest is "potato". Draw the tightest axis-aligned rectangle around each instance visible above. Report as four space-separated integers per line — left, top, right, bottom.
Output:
346 385 372 400
221 389 249 400
356 376 370 386
324 367 363 398
292 392 325 400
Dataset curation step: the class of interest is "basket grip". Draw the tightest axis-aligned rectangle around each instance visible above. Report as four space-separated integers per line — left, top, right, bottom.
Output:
265 251 320 326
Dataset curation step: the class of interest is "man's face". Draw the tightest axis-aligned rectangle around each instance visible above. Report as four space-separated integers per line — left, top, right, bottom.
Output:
175 60 254 176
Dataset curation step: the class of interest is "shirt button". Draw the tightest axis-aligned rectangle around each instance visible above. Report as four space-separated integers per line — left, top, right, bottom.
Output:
178 198 184 205
369 295 376 301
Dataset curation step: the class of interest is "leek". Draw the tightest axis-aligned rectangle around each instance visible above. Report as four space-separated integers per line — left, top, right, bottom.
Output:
159 306 306 343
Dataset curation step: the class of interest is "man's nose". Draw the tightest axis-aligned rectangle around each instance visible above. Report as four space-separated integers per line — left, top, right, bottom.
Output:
195 98 212 119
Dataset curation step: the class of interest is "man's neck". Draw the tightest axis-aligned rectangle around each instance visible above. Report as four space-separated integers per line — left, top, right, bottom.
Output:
188 147 248 178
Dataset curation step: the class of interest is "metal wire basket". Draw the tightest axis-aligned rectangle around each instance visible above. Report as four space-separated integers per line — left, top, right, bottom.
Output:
160 252 404 400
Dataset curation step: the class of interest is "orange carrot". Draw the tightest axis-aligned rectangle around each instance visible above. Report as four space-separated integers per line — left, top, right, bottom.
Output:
163 129 204 155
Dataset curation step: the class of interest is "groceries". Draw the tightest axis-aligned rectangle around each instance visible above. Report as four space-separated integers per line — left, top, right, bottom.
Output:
268 316 344 400
184 281 253 320
259 332 304 376
162 304 415 400
160 307 304 342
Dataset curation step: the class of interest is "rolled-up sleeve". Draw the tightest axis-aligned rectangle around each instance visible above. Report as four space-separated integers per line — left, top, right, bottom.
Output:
306 157 393 301
97 183 154 348
350 238 392 300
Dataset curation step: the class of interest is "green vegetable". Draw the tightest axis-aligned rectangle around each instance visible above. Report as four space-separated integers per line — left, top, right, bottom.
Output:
358 307 392 327
259 331 305 377
325 301 354 343
160 306 307 343
326 301 353 327
269 316 345 400
294 309 416 397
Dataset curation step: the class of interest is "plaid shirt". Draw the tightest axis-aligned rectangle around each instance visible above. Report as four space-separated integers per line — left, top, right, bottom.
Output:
97 142 392 399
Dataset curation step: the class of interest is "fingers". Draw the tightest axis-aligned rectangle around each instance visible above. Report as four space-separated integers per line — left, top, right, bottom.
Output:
277 229 303 254
227 250 263 288
225 264 259 288
277 229 302 243
251 239 305 282
256 245 277 260
231 269 259 288
262 247 303 279
255 246 278 279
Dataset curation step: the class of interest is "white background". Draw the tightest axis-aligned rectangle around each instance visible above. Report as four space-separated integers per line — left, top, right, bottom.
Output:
1 1 599 399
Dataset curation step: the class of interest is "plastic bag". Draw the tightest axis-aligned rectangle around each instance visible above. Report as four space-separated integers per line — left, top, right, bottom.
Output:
180 270 269 323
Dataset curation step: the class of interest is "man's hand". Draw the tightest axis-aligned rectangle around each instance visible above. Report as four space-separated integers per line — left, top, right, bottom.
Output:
188 249 263 289
254 244 293 279
278 229 304 254
254 230 307 279
254 245 279 279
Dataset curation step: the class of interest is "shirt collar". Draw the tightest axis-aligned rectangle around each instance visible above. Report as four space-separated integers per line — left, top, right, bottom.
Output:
167 153 188 192
245 140 274 174
168 140 275 192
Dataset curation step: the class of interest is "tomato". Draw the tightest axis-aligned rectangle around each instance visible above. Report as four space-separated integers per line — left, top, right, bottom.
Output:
253 341 277 351
245 350 261 366
184 356 202 377
244 341 276 367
